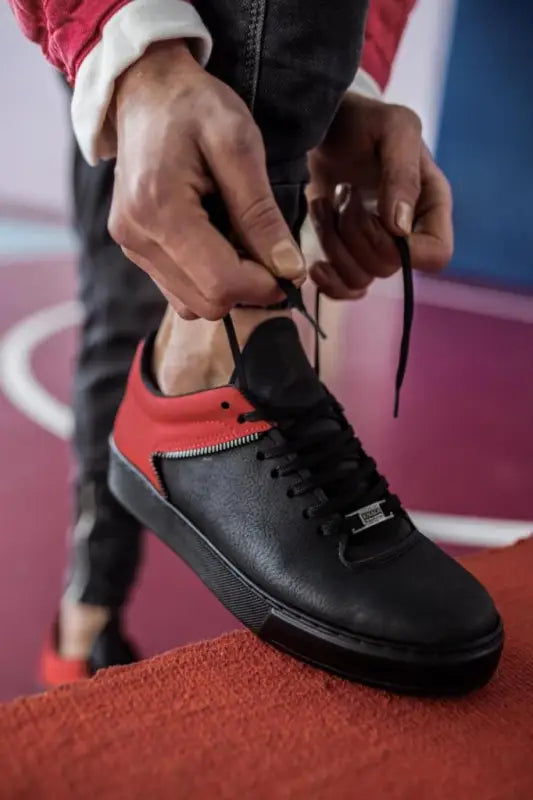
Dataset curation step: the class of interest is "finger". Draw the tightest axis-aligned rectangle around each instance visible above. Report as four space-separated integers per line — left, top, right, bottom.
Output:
377 106 423 237
122 244 229 320
151 278 199 320
153 202 284 310
336 189 402 279
409 147 454 273
201 121 306 283
310 260 368 300
309 197 373 290
176 307 200 321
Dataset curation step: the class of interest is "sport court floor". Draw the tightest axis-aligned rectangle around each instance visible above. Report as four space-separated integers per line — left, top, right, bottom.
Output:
0 202 532 701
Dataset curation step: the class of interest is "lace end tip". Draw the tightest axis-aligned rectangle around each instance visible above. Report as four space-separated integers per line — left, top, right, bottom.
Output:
393 394 400 418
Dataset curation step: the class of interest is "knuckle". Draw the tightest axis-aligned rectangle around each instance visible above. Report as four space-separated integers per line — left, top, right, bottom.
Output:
223 113 260 155
374 261 398 279
237 194 281 234
203 279 232 309
360 216 390 255
107 211 129 247
390 104 422 134
176 303 193 320
422 241 454 274
203 301 229 321
385 163 421 196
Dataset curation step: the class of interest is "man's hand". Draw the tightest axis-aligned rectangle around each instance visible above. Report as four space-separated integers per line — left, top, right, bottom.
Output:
307 93 453 298
108 40 305 320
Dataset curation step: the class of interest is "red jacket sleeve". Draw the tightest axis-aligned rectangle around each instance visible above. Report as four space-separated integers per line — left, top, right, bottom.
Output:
361 0 416 90
8 0 414 90
7 0 131 84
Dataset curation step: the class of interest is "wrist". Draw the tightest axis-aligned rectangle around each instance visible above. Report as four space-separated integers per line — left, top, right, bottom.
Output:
71 0 212 165
112 39 197 125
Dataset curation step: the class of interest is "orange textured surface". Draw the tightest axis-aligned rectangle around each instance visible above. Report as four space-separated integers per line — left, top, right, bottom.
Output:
1 539 533 800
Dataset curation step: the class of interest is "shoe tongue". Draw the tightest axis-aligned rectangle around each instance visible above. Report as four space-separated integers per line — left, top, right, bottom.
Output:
233 318 326 410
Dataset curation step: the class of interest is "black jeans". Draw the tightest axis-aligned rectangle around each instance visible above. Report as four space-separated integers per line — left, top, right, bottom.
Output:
65 0 368 607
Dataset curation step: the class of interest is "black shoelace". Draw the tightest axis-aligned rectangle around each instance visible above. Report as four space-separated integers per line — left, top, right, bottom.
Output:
238 392 402 541
223 236 413 545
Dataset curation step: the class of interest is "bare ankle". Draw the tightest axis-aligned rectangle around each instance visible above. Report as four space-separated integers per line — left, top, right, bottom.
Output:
153 306 292 396
59 599 110 659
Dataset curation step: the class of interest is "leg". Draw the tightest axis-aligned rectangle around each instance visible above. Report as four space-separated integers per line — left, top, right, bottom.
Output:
60 135 165 658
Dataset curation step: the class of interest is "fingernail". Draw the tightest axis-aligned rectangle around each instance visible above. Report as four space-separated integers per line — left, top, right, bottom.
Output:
271 239 305 280
395 201 413 235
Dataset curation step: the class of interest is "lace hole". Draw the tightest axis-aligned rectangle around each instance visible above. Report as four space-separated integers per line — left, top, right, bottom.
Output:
286 488 295 499
237 414 245 424
256 451 265 461
270 468 279 479
221 401 230 410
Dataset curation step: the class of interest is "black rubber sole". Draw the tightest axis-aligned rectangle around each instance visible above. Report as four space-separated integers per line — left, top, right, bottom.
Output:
108 439 503 696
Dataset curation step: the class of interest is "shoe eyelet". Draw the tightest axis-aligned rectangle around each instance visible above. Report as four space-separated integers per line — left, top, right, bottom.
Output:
221 401 230 410
256 451 265 461
286 488 295 499
270 468 279 479
237 414 245 424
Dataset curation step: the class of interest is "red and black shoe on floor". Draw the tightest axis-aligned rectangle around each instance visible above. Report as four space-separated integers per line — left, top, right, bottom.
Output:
109 316 503 695
40 612 138 688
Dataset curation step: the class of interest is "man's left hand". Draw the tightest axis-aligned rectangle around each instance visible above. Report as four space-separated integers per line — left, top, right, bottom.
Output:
307 93 453 298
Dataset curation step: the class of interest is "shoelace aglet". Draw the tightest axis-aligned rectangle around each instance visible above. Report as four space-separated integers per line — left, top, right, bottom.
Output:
392 235 414 420
393 388 400 418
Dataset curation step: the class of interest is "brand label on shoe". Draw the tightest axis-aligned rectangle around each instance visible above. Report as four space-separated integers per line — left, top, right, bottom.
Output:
346 500 394 532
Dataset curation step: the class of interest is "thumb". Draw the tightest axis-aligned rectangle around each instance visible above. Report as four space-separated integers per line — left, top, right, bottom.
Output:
377 107 423 237
203 124 306 284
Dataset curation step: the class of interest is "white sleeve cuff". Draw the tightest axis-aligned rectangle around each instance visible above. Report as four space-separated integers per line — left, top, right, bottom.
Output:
350 68 382 99
71 0 212 165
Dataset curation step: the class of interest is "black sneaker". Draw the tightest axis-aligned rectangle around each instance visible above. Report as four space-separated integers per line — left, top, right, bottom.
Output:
109 317 503 694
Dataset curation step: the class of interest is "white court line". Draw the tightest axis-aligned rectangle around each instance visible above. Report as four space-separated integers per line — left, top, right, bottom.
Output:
0 298 531 547
410 512 531 548
373 274 533 325
0 299 80 440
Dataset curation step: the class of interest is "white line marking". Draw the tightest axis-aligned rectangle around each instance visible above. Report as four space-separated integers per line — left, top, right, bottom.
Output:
372 274 533 325
0 299 80 439
410 512 532 548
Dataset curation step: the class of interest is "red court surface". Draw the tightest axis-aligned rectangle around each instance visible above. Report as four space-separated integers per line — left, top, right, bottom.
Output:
1 214 532 702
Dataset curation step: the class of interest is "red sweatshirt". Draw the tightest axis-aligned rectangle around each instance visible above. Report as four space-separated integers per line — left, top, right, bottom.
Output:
7 0 415 161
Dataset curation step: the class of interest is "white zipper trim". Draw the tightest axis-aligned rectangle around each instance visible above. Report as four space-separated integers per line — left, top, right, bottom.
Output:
154 432 262 461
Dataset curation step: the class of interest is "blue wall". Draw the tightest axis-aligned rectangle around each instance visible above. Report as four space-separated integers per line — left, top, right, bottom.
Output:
436 0 533 290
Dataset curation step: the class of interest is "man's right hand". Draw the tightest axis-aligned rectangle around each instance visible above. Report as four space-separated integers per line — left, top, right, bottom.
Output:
108 40 305 320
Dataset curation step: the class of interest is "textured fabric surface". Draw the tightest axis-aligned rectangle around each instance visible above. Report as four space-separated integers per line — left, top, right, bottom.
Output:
1 539 533 799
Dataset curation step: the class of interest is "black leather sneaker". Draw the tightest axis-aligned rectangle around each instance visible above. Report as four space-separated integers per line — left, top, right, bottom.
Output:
109 317 503 695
